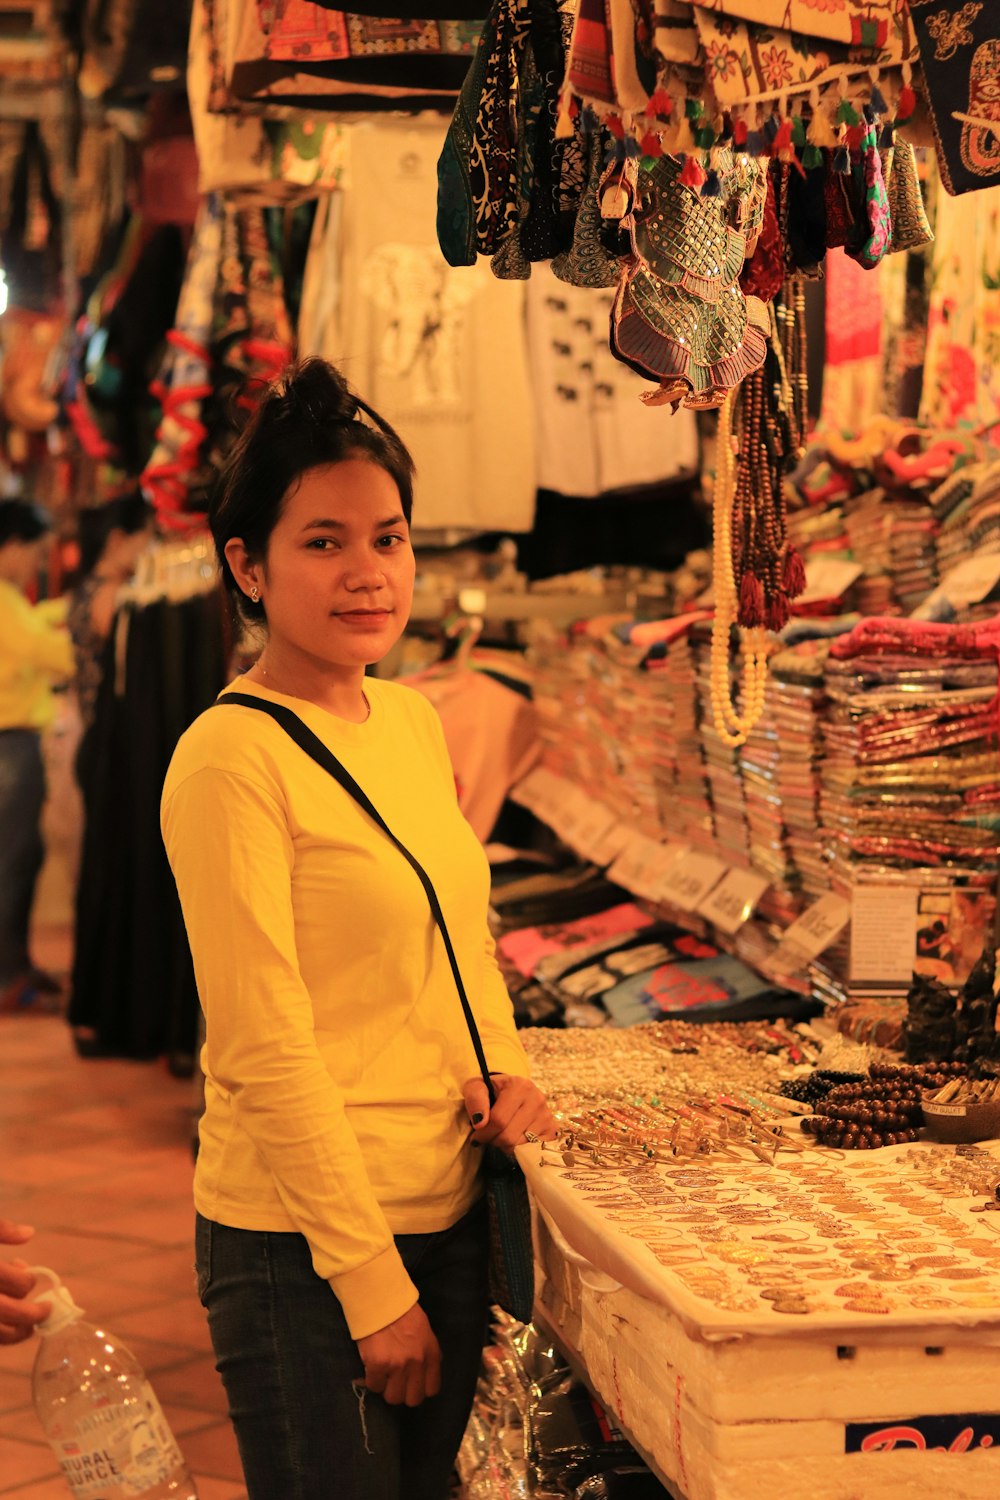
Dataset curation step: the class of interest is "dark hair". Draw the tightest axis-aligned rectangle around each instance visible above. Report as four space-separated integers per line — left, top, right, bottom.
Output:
76 491 154 579
0 499 54 547
210 359 415 626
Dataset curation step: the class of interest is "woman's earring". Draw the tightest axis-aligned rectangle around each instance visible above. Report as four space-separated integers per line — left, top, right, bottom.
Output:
250 585 260 603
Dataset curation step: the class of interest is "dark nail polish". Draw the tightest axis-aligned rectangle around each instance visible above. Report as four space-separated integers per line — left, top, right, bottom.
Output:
472 1112 484 1125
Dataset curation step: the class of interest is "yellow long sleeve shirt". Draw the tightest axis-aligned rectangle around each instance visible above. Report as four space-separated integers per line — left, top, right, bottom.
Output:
0 581 73 730
161 675 529 1340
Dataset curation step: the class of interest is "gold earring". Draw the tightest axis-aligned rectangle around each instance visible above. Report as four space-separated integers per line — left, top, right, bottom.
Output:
250 585 260 603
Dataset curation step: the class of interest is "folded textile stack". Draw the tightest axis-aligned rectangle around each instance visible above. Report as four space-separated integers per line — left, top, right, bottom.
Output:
816 618 1000 998
769 644 829 905
934 459 1000 614
843 489 938 615
634 618 712 848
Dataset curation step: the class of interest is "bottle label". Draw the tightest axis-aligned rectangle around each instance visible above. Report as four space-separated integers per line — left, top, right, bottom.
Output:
55 1383 186 1498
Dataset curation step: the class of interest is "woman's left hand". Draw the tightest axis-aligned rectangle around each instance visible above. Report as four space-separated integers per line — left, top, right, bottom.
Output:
462 1074 557 1154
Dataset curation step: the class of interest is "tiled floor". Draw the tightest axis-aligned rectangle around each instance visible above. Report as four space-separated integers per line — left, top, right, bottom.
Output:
0 931 247 1499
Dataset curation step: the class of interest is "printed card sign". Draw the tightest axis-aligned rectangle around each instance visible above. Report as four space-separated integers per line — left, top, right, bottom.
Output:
913 554 1000 620
770 893 852 972
668 853 727 912
798 557 863 605
845 1414 1000 1454
698 868 770 935
609 834 672 899
849 885 919 986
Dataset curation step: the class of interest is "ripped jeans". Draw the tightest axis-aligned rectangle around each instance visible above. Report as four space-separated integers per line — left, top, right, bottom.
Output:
195 1201 489 1500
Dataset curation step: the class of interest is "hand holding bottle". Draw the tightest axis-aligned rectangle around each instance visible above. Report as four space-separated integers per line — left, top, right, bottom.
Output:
0 1220 48 1345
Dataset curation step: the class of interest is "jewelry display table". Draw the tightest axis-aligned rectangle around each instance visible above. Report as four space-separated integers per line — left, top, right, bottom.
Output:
520 1139 1000 1499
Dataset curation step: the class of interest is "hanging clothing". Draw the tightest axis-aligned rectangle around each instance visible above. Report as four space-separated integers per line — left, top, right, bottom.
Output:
69 590 227 1061
306 119 537 533
920 188 1000 436
525 279 700 497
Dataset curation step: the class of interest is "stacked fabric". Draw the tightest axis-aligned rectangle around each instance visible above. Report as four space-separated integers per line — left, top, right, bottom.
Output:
769 643 829 904
843 488 938 615
816 618 1000 998
630 617 712 848
934 459 1000 609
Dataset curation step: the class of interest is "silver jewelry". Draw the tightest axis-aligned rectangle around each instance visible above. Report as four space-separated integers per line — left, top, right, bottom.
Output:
250 585 260 603
524 1130 540 1144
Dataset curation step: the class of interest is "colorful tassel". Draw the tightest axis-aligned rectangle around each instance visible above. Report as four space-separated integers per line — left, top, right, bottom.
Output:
679 154 707 190
782 546 807 598
647 88 673 120
791 113 807 148
746 129 768 156
720 112 734 142
738 573 765 630
845 122 866 150
766 593 792 633
732 117 749 148
896 84 916 126
606 114 625 141
806 104 837 149
623 137 642 159
772 118 793 154
763 114 780 145
836 98 860 127
640 131 663 158
802 143 823 170
696 123 717 150
685 97 704 123
833 144 850 173
878 120 895 150
701 168 722 197
869 83 888 116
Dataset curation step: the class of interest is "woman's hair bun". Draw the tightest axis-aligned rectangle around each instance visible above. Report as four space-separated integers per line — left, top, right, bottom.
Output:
273 358 360 428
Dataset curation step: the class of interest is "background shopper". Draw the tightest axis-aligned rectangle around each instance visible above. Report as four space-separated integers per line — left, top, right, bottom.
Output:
0 500 73 1013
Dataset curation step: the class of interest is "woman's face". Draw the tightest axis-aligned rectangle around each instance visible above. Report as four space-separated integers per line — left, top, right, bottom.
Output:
246 459 415 671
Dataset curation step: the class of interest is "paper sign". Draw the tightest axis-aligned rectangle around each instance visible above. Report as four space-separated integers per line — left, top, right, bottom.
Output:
567 801 621 862
608 833 671 898
591 821 631 866
667 852 728 911
771 892 852 970
849 885 919 986
798 557 863 605
699 868 770 935
912 553 1000 620
644 842 692 901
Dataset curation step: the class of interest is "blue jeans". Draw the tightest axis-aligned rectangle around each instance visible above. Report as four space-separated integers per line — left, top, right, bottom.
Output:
0 730 45 988
195 1200 489 1500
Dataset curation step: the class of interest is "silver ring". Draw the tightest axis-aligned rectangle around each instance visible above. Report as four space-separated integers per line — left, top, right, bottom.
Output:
523 1130 540 1144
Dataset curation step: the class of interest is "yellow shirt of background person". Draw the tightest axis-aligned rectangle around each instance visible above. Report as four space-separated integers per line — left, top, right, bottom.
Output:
0 581 73 731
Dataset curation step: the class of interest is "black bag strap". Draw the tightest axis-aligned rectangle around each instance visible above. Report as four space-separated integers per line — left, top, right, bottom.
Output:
214 693 496 1105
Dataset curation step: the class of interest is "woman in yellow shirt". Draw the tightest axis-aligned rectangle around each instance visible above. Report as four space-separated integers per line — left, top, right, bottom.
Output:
0 500 73 1012
162 359 555 1500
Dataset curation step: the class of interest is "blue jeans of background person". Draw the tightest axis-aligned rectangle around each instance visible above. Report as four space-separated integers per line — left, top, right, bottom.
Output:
195 1198 489 1500
0 730 46 988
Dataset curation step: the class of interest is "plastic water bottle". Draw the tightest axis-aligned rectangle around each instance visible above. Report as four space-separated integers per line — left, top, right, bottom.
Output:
30 1267 199 1498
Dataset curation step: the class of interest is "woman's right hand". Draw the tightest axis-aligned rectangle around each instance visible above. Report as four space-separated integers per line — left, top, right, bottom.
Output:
356 1302 442 1407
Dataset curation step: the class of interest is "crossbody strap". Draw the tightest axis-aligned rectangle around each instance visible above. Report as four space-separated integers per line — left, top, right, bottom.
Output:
214 693 497 1105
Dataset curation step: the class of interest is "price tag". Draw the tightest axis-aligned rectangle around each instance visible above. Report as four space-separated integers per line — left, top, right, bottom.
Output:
644 841 692 902
698 868 770 934
799 557 863 605
564 799 616 861
608 833 671 898
770 892 852 972
668 852 727 911
591 820 630 866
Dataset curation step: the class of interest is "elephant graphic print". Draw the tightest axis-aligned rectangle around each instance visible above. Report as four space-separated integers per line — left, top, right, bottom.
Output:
360 244 479 411
308 120 536 533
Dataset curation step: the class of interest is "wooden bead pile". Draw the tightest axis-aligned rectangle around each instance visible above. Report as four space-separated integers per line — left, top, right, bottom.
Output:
800 1062 967 1151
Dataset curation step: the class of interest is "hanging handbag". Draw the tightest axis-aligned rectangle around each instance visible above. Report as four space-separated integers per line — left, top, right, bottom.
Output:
213 692 536 1323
